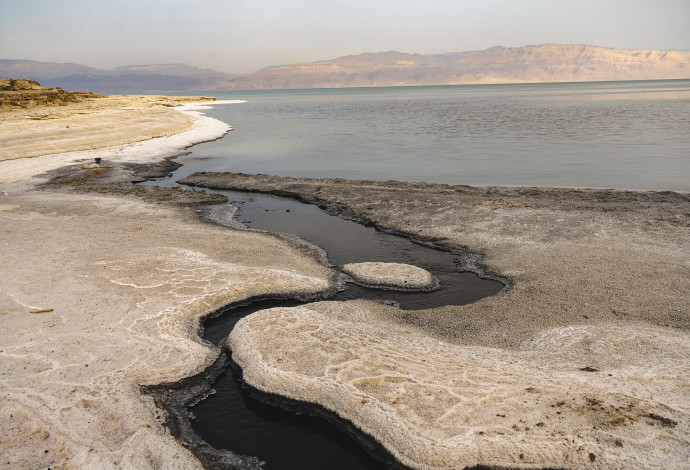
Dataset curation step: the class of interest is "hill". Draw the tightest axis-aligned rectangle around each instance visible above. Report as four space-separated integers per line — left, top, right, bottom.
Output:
0 78 103 108
0 60 233 93
223 44 690 89
2 44 689 92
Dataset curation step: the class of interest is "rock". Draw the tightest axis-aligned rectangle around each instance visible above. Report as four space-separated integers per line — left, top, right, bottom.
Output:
341 262 439 291
0 78 103 109
0 79 43 91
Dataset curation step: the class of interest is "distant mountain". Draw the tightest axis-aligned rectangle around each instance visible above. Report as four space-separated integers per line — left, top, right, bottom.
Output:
0 60 105 82
221 44 690 89
0 60 234 93
112 63 229 78
2 44 689 93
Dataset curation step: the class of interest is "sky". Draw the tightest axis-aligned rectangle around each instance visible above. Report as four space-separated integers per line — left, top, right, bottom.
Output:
1 0 689 74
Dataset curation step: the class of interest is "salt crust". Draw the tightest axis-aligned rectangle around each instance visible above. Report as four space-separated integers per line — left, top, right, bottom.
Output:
230 301 690 469
342 262 439 290
0 100 243 183
0 192 334 468
0 99 335 468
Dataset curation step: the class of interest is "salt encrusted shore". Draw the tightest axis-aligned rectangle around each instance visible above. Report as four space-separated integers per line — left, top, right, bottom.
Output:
2 92 688 469
0 98 337 469
0 96 245 183
183 171 690 469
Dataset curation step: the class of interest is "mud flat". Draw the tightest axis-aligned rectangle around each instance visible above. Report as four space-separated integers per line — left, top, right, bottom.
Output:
183 171 690 469
2 87 688 469
0 98 336 468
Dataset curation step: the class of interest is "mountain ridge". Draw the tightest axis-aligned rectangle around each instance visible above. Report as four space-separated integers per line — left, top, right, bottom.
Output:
227 44 689 90
1 44 688 93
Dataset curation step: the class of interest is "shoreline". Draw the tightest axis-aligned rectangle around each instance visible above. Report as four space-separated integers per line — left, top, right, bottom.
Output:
1 96 688 469
184 172 689 468
181 172 690 344
0 97 244 184
0 97 337 469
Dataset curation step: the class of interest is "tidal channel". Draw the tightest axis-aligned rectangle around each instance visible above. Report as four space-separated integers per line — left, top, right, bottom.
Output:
145 180 506 469
184 188 505 469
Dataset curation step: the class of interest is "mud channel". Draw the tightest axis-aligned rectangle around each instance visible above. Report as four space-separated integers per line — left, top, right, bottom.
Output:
144 183 506 469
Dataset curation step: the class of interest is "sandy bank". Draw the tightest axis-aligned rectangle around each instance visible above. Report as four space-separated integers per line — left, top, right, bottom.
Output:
0 95 243 184
0 99 336 469
183 172 690 469
0 95 204 162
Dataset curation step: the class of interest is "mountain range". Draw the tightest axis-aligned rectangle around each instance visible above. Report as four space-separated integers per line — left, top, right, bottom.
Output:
1 44 689 93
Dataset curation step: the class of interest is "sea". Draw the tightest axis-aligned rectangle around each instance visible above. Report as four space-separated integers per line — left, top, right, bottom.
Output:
164 79 690 192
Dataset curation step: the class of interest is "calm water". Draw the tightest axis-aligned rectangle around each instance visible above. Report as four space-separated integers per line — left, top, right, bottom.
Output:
166 80 690 191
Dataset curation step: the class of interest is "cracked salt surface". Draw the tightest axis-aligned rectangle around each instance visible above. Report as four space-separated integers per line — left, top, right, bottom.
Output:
176 172 690 469
167 190 505 469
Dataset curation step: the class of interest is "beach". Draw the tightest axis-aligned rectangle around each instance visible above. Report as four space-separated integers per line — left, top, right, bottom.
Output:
0 95 337 468
1 94 688 469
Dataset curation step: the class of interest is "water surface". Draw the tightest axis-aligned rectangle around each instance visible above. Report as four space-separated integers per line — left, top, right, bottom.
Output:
164 80 690 191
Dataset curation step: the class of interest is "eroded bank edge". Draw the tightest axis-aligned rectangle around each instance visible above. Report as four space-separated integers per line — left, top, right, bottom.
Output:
179 178 513 292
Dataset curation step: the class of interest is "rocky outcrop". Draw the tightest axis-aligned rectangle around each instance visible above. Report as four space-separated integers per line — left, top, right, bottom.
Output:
0 79 102 108
0 78 43 91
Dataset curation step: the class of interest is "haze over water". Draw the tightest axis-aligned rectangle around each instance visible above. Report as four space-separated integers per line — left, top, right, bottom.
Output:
171 80 690 191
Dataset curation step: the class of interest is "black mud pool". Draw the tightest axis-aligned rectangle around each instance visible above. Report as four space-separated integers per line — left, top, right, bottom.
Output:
149 185 505 469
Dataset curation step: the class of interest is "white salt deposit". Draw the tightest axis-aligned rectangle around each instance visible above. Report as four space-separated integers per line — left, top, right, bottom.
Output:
230 301 690 470
342 262 439 290
0 99 241 183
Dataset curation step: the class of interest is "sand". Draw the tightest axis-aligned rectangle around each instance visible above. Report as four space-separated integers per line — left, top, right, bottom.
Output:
0 96 244 184
0 97 335 469
0 95 202 162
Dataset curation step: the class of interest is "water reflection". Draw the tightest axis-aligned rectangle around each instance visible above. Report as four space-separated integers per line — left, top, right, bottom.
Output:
163 80 690 191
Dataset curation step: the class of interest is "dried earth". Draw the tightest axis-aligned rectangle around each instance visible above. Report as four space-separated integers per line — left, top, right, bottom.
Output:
182 171 690 469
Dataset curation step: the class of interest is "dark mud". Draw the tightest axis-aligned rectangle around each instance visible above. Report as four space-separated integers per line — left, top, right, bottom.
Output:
180 171 690 227
38 158 228 206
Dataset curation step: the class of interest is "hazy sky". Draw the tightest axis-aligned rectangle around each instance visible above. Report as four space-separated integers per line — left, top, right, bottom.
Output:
2 0 689 73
